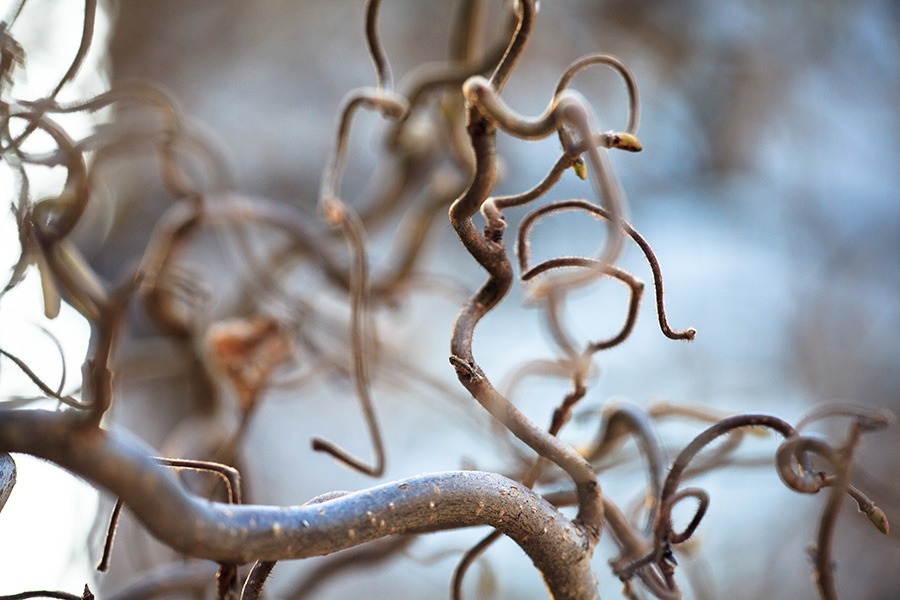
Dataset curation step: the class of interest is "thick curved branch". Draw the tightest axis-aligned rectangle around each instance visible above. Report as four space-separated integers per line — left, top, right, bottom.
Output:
0 408 598 600
0 452 14 513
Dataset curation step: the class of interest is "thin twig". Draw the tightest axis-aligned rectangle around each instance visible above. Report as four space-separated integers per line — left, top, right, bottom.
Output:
311 201 386 477
365 0 393 92
517 199 695 341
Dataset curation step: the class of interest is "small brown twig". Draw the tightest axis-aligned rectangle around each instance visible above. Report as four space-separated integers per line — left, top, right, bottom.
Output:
365 0 393 92
0 587 93 600
0 347 87 409
97 457 243 573
517 199 695 343
312 86 410 478
311 200 386 477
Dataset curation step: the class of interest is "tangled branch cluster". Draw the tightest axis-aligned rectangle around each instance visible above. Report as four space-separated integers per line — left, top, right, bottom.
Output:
0 2 891 599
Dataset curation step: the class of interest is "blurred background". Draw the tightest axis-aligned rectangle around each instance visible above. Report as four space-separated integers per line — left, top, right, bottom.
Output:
0 1 898 598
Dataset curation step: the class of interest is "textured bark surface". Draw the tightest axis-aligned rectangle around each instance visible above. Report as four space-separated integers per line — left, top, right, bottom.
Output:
0 409 599 599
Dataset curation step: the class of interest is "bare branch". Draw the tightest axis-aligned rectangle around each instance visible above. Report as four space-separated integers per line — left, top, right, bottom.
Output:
0 408 598 600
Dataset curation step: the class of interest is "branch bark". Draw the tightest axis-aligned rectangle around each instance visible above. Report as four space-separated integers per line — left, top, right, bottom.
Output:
0 408 598 600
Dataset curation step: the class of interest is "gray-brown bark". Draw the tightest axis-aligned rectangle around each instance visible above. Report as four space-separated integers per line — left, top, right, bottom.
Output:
0 408 599 600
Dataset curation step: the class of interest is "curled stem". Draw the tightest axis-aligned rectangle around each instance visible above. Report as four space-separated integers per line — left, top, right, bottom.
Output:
453 369 591 600
2 0 97 150
554 53 640 136
364 0 393 92
0 347 87 409
5 109 88 244
776 429 863 600
311 201 386 477
97 457 243 573
534 260 645 356
654 415 796 565
587 403 666 533
662 488 709 545
517 199 695 342
487 0 535 92
319 89 409 206
313 86 411 478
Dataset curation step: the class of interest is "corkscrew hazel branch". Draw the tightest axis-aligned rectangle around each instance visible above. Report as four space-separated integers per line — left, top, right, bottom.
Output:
138 196 350 336
0 587 94 600
0 0 97 151
637 410 891 598
313 89 410 477
3 109 88 245
487 0 535 93
448 0 606 547
452 360 594 600
17 82 211 203
778 427 866 600
586 403 666 534
319 89 409 207
552 53 642 169
311 200 386 477
777 405 892 517
364 0 393 92
0 347 87 409
0 408 602 600
554 53 640 136
465 81 627 283
97 457 243 573
776 429 891 534
626 414 799 595
661 488 709 545
517 199 695 342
